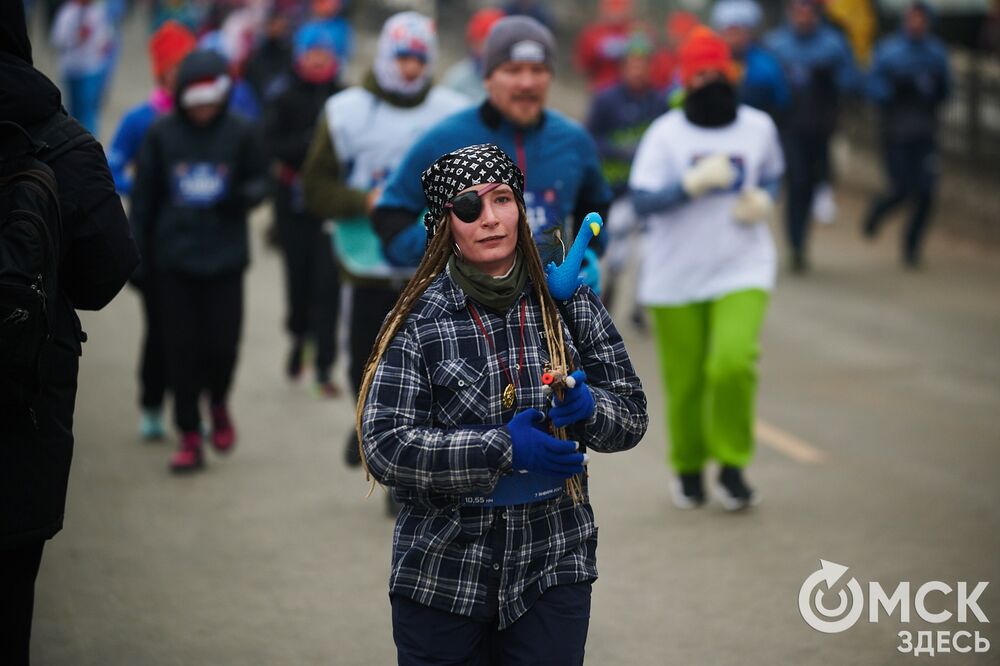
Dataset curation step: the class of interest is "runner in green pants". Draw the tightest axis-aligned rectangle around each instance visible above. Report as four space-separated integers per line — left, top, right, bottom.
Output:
628 27 785 509
649 289 769 474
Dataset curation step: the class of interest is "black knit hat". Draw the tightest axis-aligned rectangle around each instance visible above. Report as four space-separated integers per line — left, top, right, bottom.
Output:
421 144 525 239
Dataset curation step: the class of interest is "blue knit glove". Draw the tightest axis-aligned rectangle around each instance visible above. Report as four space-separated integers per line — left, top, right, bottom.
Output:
506 409 585 478
384 222 427 267
549 370 596 428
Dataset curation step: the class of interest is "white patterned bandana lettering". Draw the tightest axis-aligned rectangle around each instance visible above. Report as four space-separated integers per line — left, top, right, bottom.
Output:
420 143 525 239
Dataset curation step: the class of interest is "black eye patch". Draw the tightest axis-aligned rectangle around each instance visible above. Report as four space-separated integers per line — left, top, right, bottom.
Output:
445 183 502 223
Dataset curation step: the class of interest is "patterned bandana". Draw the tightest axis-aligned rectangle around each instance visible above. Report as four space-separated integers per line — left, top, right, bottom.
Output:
421 144 525 239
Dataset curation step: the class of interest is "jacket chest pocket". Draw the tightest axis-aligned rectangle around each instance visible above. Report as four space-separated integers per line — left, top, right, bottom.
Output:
430 356 491 427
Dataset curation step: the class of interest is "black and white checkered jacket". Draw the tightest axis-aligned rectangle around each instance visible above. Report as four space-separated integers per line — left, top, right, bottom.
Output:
361 268 647 628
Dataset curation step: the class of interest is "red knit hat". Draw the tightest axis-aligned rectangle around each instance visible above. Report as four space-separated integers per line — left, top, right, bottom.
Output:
149 20 197 80
466 8 505 46
678 26 736 88
666 10 700 42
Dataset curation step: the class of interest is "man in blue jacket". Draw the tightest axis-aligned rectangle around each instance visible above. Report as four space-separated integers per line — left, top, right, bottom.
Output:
766 0 860 272
862 1 950 268
372 15 612 271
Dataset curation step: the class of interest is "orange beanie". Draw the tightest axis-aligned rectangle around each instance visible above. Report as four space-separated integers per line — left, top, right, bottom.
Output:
149 21 197 80
678 26 736 88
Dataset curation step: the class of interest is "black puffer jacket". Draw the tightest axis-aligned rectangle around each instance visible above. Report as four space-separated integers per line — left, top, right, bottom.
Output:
0 3 139 547
263 72 342 173
130 51 269 278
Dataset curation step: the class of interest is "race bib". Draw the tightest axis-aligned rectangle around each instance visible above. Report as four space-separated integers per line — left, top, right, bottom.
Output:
460 471 565 507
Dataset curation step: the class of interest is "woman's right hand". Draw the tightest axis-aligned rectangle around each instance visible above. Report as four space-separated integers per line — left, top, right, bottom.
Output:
505 409 586 479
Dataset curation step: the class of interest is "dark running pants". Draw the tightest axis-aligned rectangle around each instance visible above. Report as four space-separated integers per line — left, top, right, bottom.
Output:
783 131 832 258
138 281 167 410
274 185 341 378
159 271 244 433
864 136 938 262
391 581 592 665
0 540 44 666
348 285 401 395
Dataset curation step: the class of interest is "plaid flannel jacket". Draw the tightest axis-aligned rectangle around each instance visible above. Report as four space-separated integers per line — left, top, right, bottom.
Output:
361 268 647 628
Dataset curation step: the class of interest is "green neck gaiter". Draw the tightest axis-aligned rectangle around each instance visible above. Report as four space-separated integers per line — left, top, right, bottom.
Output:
449 250 528 314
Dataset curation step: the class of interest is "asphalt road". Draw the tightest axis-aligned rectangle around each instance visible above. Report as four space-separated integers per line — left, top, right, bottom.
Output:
25 11 1000 666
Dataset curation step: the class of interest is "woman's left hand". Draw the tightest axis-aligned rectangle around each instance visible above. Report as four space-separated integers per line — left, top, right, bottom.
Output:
549 370 596 427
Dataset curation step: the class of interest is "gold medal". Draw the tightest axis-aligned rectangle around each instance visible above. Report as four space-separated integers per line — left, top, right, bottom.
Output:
502 383 516 410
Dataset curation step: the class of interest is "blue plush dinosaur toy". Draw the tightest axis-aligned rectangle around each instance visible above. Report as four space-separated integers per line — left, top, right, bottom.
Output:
544 212 603 301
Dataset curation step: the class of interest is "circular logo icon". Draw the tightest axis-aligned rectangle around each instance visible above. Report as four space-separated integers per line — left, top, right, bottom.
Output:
799 560 865 634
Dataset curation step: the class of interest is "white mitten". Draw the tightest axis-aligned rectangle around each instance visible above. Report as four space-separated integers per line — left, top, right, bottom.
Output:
732 186 774 225
681 154 737 198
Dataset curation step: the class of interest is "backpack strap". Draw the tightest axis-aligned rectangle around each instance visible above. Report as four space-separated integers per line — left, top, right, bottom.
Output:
27 110 96 164
0 121 36 160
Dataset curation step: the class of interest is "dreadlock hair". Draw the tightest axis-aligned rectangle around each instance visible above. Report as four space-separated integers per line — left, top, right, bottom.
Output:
355 204 585 502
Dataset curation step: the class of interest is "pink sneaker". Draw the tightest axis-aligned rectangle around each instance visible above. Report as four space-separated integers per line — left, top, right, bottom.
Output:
314 380 342 399
209 403 236 453
170 431 204 473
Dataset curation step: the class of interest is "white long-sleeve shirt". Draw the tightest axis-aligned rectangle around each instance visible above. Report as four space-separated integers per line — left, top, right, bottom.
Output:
629 106 785 306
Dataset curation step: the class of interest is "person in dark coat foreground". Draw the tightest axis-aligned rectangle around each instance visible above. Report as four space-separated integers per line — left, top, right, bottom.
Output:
0 3 139 663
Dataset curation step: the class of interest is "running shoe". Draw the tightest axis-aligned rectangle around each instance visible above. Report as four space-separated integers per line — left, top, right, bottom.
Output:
314 381 342 399
670 472 706 509
714 466 758 511
209 403 236 453
902 251 923 271
139 408 166 441
286 339 304 381
790 251 809 275
170 431 204 473
862 215 880 240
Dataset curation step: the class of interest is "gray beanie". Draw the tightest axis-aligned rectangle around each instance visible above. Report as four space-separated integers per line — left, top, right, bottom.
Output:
481 16 556 76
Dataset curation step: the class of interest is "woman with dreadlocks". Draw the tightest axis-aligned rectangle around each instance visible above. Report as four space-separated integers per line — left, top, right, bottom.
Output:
357 144 647 663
